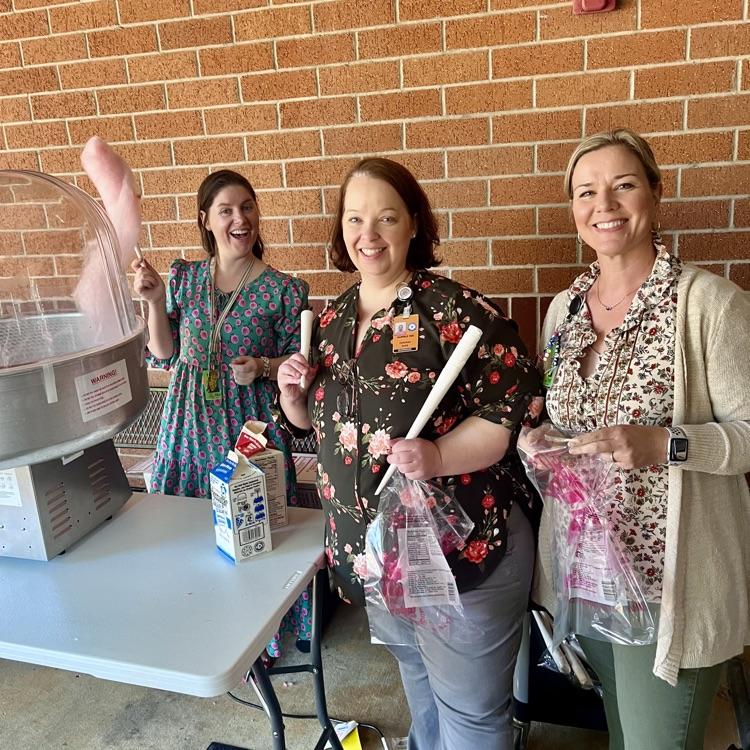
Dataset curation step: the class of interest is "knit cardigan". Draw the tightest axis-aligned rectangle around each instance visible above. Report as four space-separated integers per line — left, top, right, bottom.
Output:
534 263 750 685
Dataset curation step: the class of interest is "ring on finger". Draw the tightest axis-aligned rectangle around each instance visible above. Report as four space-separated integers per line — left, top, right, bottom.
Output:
610 450 616 463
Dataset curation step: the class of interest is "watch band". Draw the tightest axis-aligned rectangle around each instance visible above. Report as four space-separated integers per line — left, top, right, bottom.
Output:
666 425 688 465
260 356 271 379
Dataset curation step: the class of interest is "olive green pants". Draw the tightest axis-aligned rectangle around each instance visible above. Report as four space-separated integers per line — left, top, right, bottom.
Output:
578 635 723 750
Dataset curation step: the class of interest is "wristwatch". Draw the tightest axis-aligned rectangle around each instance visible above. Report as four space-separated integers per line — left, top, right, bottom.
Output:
260 356 271 379
665 426 689 465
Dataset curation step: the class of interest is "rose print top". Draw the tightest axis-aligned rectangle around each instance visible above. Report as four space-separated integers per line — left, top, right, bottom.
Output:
147 259 309 502
289 270 543 606
544 248 682 601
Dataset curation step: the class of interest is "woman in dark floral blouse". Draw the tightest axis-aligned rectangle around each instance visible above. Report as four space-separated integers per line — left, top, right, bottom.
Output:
277 158 543 750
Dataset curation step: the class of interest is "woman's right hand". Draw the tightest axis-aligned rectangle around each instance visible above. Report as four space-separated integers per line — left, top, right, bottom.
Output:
131 257 166 306
277 353 315 402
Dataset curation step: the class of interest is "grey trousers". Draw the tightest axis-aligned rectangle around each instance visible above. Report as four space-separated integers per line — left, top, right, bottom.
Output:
385 502 535 750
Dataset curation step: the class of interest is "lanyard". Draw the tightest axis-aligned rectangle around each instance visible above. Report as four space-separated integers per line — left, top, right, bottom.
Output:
208 256 255 365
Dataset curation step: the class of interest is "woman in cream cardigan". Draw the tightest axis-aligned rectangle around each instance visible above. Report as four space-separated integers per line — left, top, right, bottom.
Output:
533 128 750 750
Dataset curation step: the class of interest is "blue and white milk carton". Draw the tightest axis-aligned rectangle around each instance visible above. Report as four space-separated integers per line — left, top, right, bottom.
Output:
210 450 272 563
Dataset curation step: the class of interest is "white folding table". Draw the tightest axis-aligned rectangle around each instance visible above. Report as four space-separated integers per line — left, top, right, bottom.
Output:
0 493 343 750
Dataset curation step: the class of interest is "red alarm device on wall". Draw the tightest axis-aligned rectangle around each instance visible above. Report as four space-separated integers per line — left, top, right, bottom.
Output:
573 0 616 13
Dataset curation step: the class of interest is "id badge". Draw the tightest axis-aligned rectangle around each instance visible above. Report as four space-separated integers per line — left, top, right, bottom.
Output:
392 313 419 353
540 331 561 389
202 369 222 400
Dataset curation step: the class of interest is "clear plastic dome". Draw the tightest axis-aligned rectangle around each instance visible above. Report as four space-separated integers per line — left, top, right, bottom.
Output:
0 170 148 469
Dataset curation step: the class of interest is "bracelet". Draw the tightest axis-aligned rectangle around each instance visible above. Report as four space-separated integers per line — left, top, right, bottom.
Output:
260 356 271 379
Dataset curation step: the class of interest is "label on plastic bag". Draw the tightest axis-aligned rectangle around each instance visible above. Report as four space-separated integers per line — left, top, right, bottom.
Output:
398 526 459 608
567 522 627 606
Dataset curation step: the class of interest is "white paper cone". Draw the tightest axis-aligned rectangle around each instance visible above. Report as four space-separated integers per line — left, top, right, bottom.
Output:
374 324 483 495
299 309 314 388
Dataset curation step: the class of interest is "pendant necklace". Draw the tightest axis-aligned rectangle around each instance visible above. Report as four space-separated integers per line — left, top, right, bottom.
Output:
595 278 642 311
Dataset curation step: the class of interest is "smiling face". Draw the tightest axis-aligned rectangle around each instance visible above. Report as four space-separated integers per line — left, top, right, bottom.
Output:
341 175 417 287
571 145 662 262
200 184 259 262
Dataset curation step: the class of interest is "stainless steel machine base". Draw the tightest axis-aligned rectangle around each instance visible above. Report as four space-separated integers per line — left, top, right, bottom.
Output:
0 440 131 561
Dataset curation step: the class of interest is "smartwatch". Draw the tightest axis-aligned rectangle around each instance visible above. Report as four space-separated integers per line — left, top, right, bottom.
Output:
665 426 689 465
260 356 271 379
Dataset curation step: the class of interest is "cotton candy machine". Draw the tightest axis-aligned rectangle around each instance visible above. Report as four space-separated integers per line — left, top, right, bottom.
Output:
0 170 148 560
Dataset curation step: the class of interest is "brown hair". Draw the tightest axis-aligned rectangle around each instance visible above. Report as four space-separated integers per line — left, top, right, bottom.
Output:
328 157 441 273
197 169 265 259
563 128 662 199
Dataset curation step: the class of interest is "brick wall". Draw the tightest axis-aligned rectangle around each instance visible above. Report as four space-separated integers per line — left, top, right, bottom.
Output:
1 0 749 353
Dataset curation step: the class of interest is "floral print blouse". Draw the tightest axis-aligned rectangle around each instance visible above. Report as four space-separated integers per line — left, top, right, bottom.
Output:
294 270 543 606
544 248 682 601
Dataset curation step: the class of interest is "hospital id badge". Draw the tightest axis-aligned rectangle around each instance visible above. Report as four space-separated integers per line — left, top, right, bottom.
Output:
392 313 419 353
202 369 222 400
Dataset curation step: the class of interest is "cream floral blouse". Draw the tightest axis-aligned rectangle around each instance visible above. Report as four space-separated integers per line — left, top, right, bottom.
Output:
545 248 682 601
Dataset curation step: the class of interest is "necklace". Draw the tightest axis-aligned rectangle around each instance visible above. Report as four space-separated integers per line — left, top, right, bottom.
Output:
595 278 641 311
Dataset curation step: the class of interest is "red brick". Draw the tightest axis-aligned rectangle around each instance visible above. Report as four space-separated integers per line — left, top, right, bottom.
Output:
390 152 445 181
320 61 399 96
404 51 489 88
49 0 117 33
291 217 329 244
255 189 322 218
194 0 265 13
38 148 89 175
323 124 402 156
453 268 533 294
280 98 356 129
88 25 158 58
265 246 328 271
539 1 636 41
358 23 441 60
681 165 750 198
407 118 489 150
423 180 487 210
238 163 284 190
0 96 31 123
641 0 742 28
21 34 86 66
0 67 58 97
585 101 684 135
0 41 20 69
313 0 394 33
168 78 239 110
360 89 442 123
490 175 561 207
535 142 579 177
659 199 730 230
105 142 173 170
679 232 749 261
203 104 276 135
691 23 750 59
118 0 191 24
149 221 200 250
172 138 245 166
98 85 165 115
688 95 750 129
0 9 48 42
537 266 588 294
235 6 312 41
734 199 750 228
588 30 686 69
141 196 178 223
491 238 576 266
493 41 583 78
258 218 290 244
31 91 95 120
446 80 532 116
649 132 733 166
199 42 273 77
740 132 750 162
636 61 735 99
159 16 231 50
399 0 483 21
492 110 581 145
286 157 359 188
448 146 532 178
538 206 574 235
445 13 534 50
23 229 82 256
436 240 489 267
301 271 356 297
452 209 534 238
141 167 210 196
5 121 68 150
59 58 127 90
728 263 750 290
276 32 354 68
537 72 629 108
240 70 317 103
135 110 204 141
128 50 198 84
245 131 322 161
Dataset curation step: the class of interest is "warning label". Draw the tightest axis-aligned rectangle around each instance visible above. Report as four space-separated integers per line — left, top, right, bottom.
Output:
74 358 132 423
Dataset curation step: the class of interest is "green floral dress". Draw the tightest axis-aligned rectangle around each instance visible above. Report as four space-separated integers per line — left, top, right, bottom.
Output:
301 270 543 606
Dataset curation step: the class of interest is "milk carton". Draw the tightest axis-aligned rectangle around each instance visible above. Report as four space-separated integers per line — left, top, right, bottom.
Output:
235 421 288 529
210 450 272 563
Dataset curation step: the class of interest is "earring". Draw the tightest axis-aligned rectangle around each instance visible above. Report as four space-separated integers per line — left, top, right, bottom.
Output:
652 220 662 247
576 232 583 255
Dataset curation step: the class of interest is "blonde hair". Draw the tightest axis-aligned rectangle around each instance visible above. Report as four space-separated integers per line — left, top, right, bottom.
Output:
563 128 662 199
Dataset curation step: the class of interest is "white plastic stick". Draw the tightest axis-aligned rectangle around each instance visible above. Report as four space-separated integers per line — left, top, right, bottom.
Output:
560 639 593 688
374 324 483 495
532 610 570 675
299 309 314 389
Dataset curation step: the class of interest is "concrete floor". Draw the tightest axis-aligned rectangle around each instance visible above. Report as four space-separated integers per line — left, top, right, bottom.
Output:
0 603 740 750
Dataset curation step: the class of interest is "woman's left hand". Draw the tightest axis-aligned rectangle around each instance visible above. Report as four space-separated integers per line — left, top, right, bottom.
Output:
568 425 669 470
230 356 263 386
387 437 444 481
